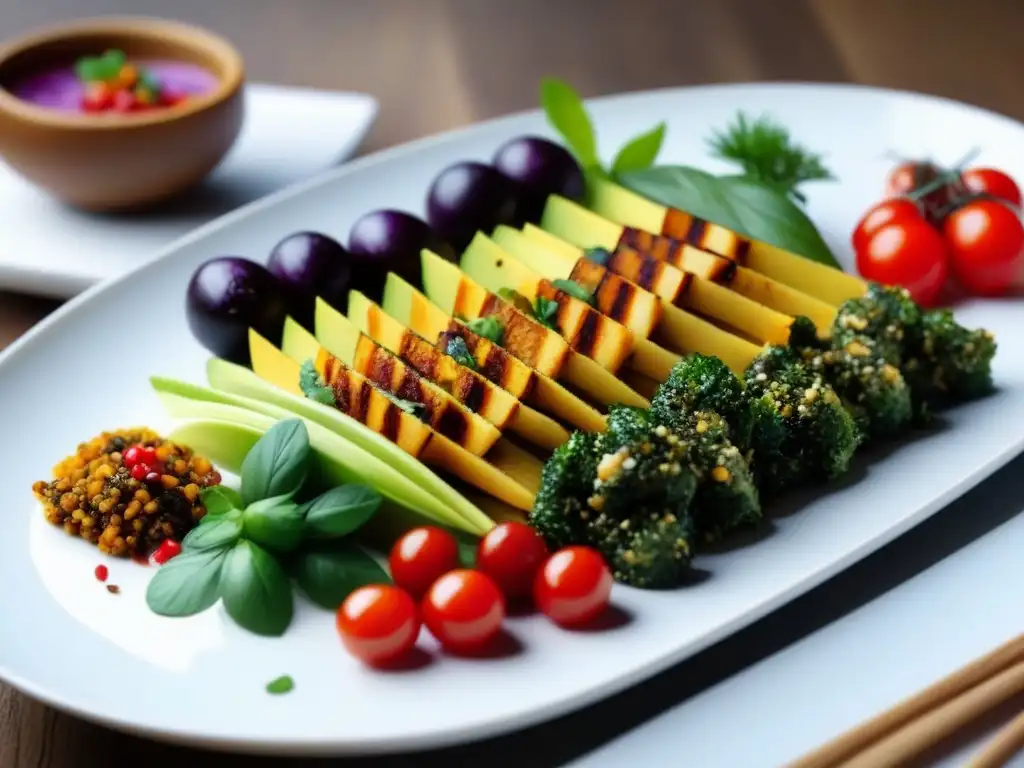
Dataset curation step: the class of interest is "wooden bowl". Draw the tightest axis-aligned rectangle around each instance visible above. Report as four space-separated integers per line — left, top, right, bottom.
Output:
0 17 245 212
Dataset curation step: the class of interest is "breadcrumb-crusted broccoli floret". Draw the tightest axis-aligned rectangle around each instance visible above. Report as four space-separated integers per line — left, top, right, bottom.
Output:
529 419 698 589
790 316 912 440
744 346 860 496
832 284 996 414
650 354 754 451
609 405 761 542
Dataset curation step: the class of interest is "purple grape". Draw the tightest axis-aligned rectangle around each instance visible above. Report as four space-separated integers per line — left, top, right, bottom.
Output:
492 136 585 224
426 162 520 251
186 256 288 364
267 231 351 325
348 209 454 299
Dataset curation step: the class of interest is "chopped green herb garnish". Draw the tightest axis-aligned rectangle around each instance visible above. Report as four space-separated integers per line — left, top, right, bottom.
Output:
299 359 336 406
551 278 595 305
533 296 560 331
584 247 612 266
266 675 294 695
466 316 505 346
445 336 477 370
498 287 536 316
386 394 428 420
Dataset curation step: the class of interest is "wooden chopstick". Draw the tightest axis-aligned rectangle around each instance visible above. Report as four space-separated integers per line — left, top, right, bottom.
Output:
969 709 1024 768
840 658 1024 767
786 634 1024 768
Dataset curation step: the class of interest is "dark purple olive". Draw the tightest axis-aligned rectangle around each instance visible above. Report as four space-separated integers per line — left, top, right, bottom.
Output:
426 161 520 252
492 136 586 225
348 210 454 300
186 256 288 365
267 231 351 326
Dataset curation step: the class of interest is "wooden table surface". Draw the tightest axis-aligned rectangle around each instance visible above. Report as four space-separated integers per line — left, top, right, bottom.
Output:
3 1 1024 765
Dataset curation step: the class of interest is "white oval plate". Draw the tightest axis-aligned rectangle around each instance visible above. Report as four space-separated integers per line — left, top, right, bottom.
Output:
2 83 1024 757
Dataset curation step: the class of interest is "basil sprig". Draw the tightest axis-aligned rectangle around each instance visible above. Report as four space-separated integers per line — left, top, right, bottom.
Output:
146 418 387 637
539 76 841 269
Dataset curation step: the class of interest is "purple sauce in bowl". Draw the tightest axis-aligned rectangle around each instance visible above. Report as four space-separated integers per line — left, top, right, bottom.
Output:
10 59 218 112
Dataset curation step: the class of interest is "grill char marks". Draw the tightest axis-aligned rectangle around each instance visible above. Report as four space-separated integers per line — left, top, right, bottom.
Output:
401 330 491 417
662 206 753 263
480 293 544 368
618 228 736 284
569 259 634 327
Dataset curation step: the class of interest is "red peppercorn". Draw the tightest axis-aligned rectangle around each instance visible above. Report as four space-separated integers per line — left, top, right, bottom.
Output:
144 471 161 484
130 463 149 481
152 540 182 565
81 82 113 112
94 564 109 582
138 446 157 466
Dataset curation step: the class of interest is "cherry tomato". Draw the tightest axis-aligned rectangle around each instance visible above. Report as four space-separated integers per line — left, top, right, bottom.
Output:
942 199 1024 296
336 584 420 666
855 221 949 307
421 569 505 654
961 167 1023 209
476 522 549 600
884 161 963 225
534 546 613 628
851 199 922 254
389 526 460 598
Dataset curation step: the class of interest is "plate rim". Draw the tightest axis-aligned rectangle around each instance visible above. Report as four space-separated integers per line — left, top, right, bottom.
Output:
3 80 1024 756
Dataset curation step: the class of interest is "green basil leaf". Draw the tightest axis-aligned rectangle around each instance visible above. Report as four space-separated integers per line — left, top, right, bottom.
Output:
533 296 560 331
239 418 309 506
219 540 294 636
611 121 666 175
551 278 595 305
145 547 228 617
293 542 390 610
301 485 382 539
444 335 477 370
464 316 505 346
540 77 598 169
243 496 305 553
200 485 244 518
617 166 841 269
183 513 243 551
74 56 103 82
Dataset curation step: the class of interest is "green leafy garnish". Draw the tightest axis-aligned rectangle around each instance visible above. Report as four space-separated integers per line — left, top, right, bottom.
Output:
266 675 294 695
445 335 477 370
199 485 243 518
144 419 384 638
708 112 834 204
583 247 613 266
465 316 505 346
293 542 390 610
386 395 427 420
551 278 595 305
242 496 305 553
239 419 309 506
611 122 667 175
540 78 599 169
182 512 243 551
220 540 294 637
146 546 229 617
498 287 536 316
301 485 382 539
534 296 560 331
299 359 336 406
618 166 840 269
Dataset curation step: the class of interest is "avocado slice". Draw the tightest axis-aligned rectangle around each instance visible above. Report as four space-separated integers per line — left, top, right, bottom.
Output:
541 196 801 344
345 291 569 452
421 248 648 410
150 375 489 535
299 311 500 458
272 322 538 512
586 176 864 311
462 232 637 372
382 273 606 433
471 230 680 383
516 224 762 375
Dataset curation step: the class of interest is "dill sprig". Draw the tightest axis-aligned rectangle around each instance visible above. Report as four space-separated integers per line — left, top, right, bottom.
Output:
708 112 835 204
